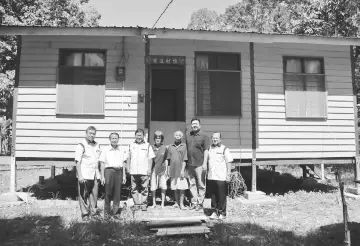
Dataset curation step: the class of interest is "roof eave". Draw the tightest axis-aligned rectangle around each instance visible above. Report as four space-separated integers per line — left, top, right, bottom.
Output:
0 26 359 46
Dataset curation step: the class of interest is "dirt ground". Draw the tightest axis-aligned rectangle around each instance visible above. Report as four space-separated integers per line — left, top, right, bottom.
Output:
0 165 360 245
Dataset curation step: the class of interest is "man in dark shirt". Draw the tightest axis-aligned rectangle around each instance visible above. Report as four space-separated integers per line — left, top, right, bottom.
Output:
186 118 210 211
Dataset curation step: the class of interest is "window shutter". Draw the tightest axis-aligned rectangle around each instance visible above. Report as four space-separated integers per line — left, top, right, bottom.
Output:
56 84 104 115
57 84 84 114
305 91 327 118
285 91 307 117
82 85 105 114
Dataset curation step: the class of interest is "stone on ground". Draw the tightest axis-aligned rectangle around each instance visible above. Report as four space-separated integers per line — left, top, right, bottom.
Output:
0 192 23 202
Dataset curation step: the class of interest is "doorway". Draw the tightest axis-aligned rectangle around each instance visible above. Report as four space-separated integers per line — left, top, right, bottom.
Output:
149 66 186 145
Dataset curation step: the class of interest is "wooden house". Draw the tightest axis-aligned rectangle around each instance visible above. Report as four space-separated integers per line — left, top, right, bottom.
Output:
0 26 359 191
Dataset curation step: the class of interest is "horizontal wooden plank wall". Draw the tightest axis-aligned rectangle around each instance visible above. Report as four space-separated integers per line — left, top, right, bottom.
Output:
17 36 145 158
150 39 252 159
255 43 356 159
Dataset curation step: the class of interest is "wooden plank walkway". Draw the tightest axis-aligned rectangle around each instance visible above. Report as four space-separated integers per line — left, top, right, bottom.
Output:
134 206 210 237
134 206 205 220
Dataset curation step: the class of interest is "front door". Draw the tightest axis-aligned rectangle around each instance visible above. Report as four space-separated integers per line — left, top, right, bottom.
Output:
149 66 185 145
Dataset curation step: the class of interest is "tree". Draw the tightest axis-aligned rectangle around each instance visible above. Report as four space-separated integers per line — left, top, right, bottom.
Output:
187 8 224 31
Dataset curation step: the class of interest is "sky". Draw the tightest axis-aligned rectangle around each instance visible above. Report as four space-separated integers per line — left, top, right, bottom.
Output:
89 0 239 29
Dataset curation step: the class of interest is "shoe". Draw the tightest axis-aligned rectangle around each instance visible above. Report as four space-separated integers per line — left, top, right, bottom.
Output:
209 212 218 220
82 215 90 222
189 204 197 210
91 214 102 220
113 214 122 220
218 214 226 220
172 203 180 209
141 205 147 211
195 205 203 211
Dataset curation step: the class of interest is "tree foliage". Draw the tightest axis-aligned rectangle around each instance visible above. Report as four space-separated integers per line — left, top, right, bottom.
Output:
187 8 223 30
0 0 101 117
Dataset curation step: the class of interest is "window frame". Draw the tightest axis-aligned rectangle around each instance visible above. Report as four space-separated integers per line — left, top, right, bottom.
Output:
282 56 328 119
56 49 107 116
283 56 325 91
194 51 242 117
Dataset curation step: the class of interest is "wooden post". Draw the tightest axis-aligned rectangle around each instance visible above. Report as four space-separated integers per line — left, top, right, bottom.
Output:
337 172 351 246
10 156 16 192
350 45 360 194
320 163 325 180
355 157 360 194
50 165 55 179
9 35 21 193
250 42 257 192
144 34 150 132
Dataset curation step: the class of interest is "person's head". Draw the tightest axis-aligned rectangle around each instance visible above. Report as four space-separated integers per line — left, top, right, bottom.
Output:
154 131 164 145
190 118 201 132
86 126 97 142
174 130 183 144
211 132 222 146
109 132 119 146
135 128 145 143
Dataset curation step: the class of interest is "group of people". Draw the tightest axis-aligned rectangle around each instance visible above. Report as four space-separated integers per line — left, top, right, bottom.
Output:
75 118 233 221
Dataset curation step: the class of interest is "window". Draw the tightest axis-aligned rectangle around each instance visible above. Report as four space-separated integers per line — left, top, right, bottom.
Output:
195 53 241 116
57 50 106 115
283 57 327 118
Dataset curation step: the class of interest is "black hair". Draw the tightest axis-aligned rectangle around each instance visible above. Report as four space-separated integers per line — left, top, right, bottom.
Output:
109 132 119 139
154 131 164 142
86 126 97 133
135 128 145 135
190 118 201 124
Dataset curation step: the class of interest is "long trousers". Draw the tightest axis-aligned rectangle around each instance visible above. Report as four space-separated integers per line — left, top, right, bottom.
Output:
104 168 123 216
78 176 99 218
188 165 206 205
208 179 228 216
131 175 149 205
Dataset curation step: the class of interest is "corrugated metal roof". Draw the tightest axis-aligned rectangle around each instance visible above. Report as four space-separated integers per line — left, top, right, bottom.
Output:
0 24 359 46
1 24 358 39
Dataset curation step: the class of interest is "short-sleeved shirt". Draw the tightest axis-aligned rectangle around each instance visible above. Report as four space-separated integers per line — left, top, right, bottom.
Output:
152 144 168 175
167 142 187 178
186 130 210 167
75 139 101 180
99 145 128 169
208 144 233 181
129 141 155 175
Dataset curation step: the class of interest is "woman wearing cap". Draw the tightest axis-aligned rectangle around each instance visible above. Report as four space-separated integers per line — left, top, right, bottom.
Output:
150 131 169 209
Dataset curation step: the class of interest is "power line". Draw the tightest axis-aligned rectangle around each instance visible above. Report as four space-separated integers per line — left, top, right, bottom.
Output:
151 0 174 29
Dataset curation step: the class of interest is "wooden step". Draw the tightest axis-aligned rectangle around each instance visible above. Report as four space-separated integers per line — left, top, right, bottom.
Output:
145 215 207 224
156 225 210 236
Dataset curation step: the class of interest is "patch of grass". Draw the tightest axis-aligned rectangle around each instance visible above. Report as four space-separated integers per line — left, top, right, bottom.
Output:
0 165 359 245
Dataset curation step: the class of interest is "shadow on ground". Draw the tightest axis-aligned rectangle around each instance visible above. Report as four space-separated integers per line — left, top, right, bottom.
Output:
0 214 359 246
238 166 338 195
20 165 342 200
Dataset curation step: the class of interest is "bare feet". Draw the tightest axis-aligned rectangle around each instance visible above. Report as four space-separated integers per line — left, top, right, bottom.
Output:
180 205 186 210
161 203 165 209
151 204 157 209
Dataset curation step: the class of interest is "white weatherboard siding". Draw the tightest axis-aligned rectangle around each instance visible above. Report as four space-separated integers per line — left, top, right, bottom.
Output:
255 43 356 159
17 36 356 160
17 36 144 158
150 39 252 159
